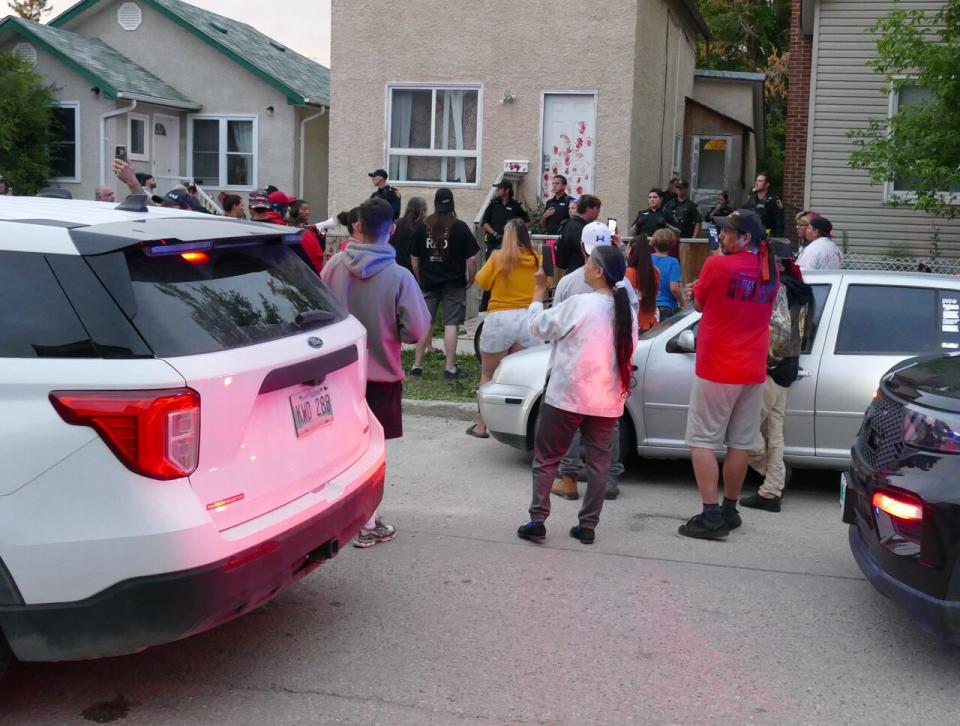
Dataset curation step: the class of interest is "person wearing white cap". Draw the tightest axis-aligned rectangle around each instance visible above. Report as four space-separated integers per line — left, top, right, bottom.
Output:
549 220 638 501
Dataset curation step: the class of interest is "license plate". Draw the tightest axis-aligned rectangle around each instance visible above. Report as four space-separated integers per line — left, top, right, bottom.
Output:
840 472 848 517
290 384 334 438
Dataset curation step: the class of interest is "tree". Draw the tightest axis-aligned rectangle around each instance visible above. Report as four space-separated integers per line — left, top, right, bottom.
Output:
0 50 55 195
696 0 792 192
8 0 51 21
848 1 960 218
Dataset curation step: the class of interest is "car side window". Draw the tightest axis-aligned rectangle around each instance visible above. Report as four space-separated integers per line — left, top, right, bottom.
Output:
0 251 97 358
800 284 831 354
835 285 942 355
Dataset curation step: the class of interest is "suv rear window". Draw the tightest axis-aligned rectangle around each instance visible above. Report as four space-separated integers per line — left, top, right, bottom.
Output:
96 240 346 357
0 251 97 358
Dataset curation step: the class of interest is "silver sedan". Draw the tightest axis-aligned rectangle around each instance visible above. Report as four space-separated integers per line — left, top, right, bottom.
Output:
478 270 960 470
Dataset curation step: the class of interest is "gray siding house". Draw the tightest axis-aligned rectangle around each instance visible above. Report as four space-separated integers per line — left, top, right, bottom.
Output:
797 0 960 258
0 0 330 213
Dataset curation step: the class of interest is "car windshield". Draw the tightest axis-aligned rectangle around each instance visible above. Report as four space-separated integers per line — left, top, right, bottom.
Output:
639 307 694 340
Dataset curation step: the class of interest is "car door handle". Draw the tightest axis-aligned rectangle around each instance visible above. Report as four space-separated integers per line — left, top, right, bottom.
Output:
797 369 813 378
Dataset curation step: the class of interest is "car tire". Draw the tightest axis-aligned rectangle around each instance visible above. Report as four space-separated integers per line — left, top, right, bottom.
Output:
474 321 483 362
0 636 12 682
525 400 635 467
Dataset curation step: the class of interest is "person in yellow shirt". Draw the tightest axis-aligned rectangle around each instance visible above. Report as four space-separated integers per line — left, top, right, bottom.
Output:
467 219 544 438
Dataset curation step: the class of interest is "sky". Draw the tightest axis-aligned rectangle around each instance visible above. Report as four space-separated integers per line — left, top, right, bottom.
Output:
1 0 332 66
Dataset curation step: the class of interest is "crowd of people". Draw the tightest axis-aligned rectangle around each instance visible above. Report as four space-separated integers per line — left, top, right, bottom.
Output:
98 159 849 545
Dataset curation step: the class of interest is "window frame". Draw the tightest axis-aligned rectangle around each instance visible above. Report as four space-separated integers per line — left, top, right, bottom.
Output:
883 79 960 206
49 101 81 183
127 112 150 162
186 113 258 191
384 82 483 188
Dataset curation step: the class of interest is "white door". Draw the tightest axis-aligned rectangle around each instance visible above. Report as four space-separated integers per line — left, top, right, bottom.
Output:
541 93 597 201
152 114 181 193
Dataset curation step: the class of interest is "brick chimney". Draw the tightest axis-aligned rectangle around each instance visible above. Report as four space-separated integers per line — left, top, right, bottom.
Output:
783 0 814 219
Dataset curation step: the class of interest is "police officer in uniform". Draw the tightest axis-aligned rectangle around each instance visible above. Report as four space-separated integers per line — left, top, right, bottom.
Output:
744 172 784 238
663 179 702 239
481 180 529 255
629 188 670 237
540 174 574 236
368 168 401 220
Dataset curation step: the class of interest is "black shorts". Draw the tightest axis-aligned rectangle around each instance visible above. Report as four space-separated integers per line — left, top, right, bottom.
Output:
366 380 403 440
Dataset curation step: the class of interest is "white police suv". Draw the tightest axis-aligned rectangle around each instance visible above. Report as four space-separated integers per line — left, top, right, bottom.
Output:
0 196 385 674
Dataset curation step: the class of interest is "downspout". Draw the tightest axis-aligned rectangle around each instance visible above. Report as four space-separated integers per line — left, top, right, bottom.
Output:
100 100 137 185
299 106 327 197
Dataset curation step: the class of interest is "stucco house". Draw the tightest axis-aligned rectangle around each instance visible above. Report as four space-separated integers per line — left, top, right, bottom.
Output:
0 0 330 213
329 0 726 231
784 0 960 258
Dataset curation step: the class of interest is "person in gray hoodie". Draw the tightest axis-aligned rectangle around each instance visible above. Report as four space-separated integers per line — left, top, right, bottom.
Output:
321 197 431 547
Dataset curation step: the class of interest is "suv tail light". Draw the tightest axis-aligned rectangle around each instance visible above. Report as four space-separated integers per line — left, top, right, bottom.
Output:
903 410 960 454
872 490 923 522
872 487 924 556
50 389 200 480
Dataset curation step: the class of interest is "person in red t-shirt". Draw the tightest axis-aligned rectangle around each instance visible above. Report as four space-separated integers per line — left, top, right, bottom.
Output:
679 209 779 540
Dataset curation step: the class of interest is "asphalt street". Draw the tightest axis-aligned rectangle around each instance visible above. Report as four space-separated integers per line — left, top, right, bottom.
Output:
2 412 959 725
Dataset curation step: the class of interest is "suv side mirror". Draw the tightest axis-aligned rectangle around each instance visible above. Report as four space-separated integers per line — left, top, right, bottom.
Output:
677 330 696 352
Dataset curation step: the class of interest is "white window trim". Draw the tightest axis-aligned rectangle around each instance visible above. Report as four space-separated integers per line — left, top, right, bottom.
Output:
882 79 960 206
384 82 483 188
186 113 258 191
50 101 81 183
127 112 150 162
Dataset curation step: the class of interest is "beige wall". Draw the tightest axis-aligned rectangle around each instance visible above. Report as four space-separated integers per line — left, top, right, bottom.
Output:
692 78 755 130
61 0 302 197
297 107 329 217
330 0 699 230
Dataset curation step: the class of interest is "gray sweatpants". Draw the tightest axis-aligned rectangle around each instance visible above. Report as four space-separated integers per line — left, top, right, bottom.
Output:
530 403 618 529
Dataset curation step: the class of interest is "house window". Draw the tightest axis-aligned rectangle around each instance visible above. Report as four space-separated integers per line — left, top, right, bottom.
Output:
128 113 150 161
49 103 79 181
386 85 481 185
889 85 960 197
188 115 256 189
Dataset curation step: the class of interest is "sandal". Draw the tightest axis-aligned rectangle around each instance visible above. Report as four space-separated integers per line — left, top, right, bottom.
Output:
465 424 489 439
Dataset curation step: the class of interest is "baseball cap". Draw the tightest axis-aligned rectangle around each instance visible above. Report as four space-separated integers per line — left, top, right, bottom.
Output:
713 209 766 243
162 189 193 208
675 179 689 189
434 187 455 213
494 180 514 192
268 190 296 206
368 168 388 179
248 190 271 209
581 220 612 254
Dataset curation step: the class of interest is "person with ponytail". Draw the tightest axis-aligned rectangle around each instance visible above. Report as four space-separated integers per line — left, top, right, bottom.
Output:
517 242 638 545
625 234 661 331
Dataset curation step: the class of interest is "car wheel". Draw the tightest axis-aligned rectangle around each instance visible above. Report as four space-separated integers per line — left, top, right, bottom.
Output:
474 321 483 362
0 636 12 682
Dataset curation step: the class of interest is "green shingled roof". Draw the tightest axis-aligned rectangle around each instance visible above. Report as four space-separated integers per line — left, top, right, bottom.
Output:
0 16 199 108
51 0 330 106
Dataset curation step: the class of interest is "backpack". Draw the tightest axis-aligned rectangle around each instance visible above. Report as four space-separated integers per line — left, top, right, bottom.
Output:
768 285 792 363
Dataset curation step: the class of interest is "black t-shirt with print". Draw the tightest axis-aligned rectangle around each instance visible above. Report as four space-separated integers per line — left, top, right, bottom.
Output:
412 218 480 291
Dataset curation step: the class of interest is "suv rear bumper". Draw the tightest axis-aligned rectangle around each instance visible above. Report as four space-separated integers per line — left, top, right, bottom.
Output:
0 463 383 662
848 524 960 641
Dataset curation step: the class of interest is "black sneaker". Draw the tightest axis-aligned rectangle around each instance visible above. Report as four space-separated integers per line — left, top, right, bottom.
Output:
443 367 463 380
517 521 546 541
409 366 423 378
722 508 742 531
678 514 730 540
569 525 595 544
604 485 620 500
740 492 782 512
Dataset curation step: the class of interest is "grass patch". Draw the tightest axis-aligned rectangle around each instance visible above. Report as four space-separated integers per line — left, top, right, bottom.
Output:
401 348 480 402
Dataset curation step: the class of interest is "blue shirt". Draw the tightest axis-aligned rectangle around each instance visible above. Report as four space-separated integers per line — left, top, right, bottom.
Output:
653 254 681 308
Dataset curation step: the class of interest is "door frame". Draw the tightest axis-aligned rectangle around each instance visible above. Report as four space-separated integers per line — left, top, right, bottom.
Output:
152 113 182 190
690 133 732 202
538 90 598 200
